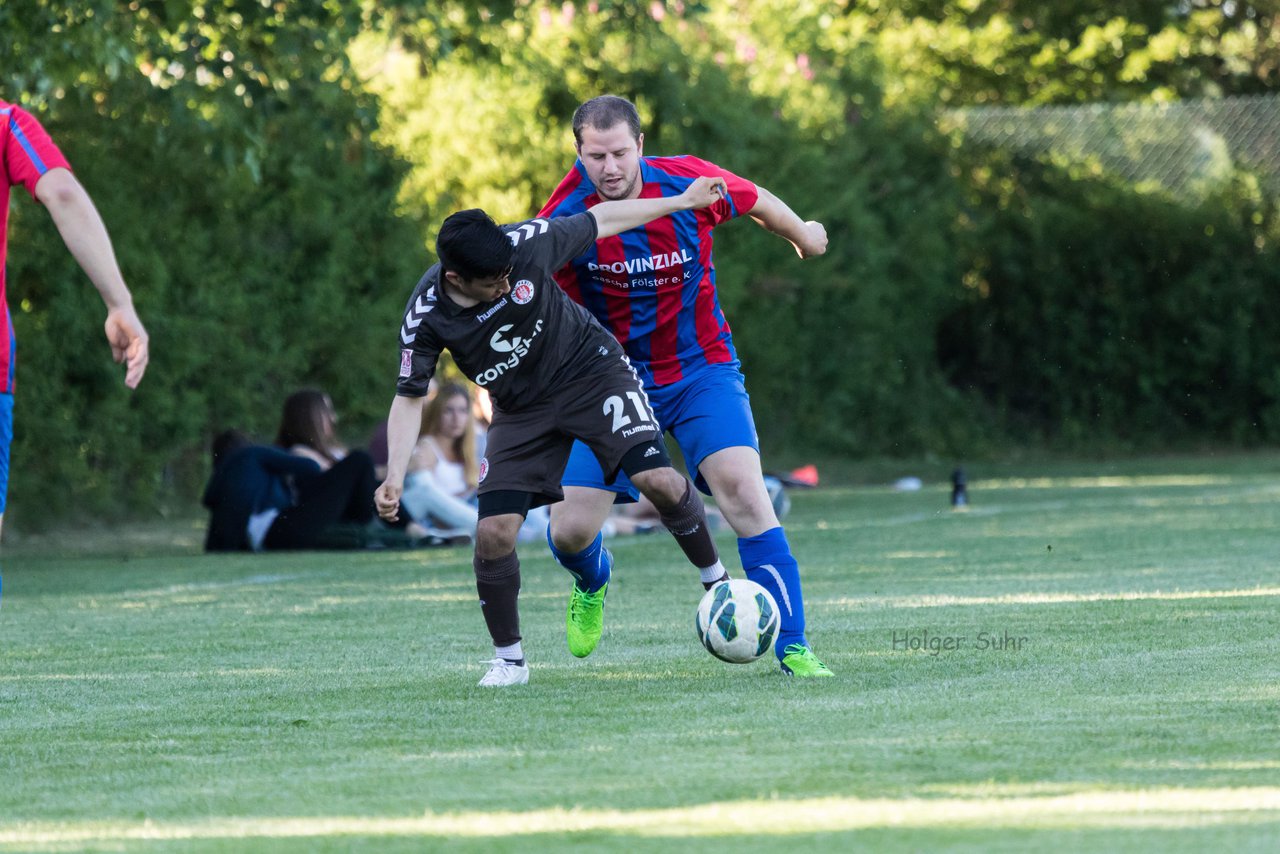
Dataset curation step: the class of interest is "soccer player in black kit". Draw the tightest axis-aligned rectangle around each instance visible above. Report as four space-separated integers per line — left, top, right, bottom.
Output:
375 176 731 686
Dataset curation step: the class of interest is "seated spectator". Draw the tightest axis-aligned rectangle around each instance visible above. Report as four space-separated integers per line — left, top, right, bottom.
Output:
202 429 424 552
397 382 542 543
401 383 481 538
275 389 346 469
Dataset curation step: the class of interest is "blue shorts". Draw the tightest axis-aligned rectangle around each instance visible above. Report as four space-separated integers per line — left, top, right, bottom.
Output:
561 363 759 501
0 393 12 514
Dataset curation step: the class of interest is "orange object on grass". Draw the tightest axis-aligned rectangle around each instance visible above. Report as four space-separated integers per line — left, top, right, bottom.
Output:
788 464 819 487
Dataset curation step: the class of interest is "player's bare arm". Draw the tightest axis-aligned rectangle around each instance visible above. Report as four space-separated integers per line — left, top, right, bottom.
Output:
747 185 828 259
36 167 150 388
589 175 728 239
375 393 428 521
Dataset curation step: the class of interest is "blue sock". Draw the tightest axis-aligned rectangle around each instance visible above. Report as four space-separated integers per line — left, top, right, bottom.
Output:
546 529 611 593
738 527 807 658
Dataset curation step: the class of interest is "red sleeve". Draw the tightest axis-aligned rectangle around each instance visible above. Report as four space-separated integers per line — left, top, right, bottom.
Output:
646 155 759 226
538 166 585 218
538 166 592 300
4 105 72 198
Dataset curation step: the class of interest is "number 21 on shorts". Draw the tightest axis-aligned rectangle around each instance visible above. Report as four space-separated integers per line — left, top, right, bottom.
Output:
603 392 653 434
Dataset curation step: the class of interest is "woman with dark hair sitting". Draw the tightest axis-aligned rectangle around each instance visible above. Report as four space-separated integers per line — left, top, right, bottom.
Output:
202 425 425 552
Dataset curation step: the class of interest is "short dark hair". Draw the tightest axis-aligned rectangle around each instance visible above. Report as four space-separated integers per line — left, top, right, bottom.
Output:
572 95 642 147
210 429 251 470
436 209 514 281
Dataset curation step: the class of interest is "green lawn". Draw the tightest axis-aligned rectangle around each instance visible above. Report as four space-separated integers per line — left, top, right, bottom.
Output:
3 457 1280 852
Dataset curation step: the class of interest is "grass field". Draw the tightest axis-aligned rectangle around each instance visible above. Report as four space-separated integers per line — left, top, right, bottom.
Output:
3 455 1280 852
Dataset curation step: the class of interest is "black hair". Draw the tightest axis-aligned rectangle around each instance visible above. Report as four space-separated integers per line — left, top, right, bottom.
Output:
436 209 514 281
210 429 252 470
572 95 642 146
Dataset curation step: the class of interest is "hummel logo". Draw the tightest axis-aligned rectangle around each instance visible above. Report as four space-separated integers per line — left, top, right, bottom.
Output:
506 218 549 245
643 447 659 458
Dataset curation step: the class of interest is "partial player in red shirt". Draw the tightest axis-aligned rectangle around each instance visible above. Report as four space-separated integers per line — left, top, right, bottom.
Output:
1 99 150 539
540 95 832 677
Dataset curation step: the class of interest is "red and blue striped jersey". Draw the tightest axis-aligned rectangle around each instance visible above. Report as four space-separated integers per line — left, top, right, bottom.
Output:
539 155 758 387
1 101 71 393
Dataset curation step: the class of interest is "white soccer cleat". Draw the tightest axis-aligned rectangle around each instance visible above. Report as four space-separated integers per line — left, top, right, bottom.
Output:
477 658 529 687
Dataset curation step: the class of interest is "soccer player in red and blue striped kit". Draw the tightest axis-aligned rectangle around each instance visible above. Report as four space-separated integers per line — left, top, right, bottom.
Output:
539 95 832 677
1 99 150 540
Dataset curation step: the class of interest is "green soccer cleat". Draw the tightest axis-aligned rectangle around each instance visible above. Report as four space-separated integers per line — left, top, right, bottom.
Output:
780 643 834 677
566 582 608 658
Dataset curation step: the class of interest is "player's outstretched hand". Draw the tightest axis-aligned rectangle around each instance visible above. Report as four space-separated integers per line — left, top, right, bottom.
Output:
679 176 730 211
375 481 403 522
105 303 149 389
795 220 828 259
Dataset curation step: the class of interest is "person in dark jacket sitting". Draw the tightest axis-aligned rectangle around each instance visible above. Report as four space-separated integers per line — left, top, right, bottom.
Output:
203 429 416 552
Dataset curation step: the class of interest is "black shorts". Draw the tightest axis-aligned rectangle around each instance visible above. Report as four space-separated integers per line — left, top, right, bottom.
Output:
477 356 664 506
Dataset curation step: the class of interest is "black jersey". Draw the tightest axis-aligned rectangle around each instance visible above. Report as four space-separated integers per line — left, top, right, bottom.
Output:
395 212 625 412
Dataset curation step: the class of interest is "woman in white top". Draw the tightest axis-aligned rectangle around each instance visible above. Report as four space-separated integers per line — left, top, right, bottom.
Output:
402 382 555 542
400 383 481 535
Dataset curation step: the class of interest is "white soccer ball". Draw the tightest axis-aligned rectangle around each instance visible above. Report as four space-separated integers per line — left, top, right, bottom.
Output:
695 579 780 664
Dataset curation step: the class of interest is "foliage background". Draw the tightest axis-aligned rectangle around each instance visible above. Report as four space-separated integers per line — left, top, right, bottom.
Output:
3 0 1279 524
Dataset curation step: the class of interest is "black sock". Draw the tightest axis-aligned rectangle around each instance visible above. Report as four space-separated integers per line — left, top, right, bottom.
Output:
659 481 720 570
474 551 521 648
